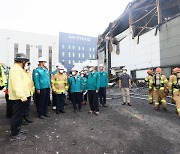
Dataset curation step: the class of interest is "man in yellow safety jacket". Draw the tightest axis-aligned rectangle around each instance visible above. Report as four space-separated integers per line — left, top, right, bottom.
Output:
150 67 168 111
0 64 7 90
169 67 180 118
145 69 154 104
22 62 35 124
51 65 68 114
8 53 29 141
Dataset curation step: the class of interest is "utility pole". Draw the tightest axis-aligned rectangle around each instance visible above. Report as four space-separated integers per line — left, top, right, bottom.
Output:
156 0 162 24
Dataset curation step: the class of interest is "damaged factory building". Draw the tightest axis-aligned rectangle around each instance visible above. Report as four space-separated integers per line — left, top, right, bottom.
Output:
97 0 180 81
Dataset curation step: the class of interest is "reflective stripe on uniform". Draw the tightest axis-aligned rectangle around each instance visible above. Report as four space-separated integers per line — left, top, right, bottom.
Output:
161 99 166 103
177 108 180 113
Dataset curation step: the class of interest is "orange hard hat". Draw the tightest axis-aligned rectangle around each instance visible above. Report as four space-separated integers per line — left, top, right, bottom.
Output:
173 67 180 73
147 69 153 74
155 67 162 73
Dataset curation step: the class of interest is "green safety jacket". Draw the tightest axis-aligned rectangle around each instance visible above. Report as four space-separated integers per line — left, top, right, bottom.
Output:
87 71 100 91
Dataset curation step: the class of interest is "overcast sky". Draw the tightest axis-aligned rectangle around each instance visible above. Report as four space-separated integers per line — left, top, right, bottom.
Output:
0 0 132 37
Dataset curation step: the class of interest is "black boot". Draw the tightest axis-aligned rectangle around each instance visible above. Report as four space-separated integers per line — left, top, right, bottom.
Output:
24 116 33 123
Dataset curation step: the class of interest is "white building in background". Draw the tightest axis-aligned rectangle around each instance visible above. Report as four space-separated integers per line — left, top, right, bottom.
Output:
0 29 58 72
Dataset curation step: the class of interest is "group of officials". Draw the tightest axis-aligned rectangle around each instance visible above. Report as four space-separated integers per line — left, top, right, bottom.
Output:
7 53 109 141
145 67 180 118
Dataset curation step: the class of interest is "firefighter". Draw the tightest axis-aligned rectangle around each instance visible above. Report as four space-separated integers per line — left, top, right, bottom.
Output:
99 64 108 107
51 65 68 114
51 64 60 110
169 68 178 104
87 64 100 115
8 53 29 141
145 69 154 104
150 67 168 111
68 68 83 113
80 71 88 105
169 67 180 118
0 64 7 90
33 57 51 119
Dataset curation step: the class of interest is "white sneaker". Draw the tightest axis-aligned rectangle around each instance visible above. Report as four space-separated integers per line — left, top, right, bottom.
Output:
95 112 99 115
53 106 56 110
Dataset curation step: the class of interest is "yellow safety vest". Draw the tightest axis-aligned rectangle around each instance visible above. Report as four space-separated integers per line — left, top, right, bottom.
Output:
24 70 35 97
8 63 27 100
51 73 68 94
0 64 7 87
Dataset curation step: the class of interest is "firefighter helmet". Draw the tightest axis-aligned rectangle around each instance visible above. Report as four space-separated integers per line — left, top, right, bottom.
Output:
14 53 29 62
155 67 162 73
147 69 153 74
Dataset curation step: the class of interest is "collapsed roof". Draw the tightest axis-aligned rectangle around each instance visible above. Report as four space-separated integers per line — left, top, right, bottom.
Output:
98 0 180 44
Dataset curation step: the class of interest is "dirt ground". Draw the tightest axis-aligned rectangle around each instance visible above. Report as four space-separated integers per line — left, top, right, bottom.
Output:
0 87 180 154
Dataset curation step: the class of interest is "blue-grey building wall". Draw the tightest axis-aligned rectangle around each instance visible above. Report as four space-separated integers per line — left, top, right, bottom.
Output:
59 32 97 70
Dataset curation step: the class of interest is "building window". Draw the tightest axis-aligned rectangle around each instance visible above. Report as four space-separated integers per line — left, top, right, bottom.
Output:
78 53 81 58
93 54 95 59
14 43 18 57
78 46 81 50
93 48 95 52
62 52 65 57
49 46 52 72
73 52 75 57
69 45 71 49
69 52 71 57
26 44 30 60
69 60 71 64
72 46 75 50
89 47 92 51
38 45 42 58
89 54 91 59
62 44 65 49
82 53 84 58
82 47 84 51
73 60 75 65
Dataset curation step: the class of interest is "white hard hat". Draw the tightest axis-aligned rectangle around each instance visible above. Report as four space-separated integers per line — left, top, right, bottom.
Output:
38 57 47 62
89 63 96 67
72 67 78 71
99 64 104 67
64 68 67 72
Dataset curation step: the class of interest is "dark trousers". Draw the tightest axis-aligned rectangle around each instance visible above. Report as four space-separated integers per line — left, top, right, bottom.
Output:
5 94 13 118
71 92 81 110
99 87 106 105
88 90 99 112
10 100 25 136
52 91 56 106
55 94 65 111
37 88 50 117
23 96 31 116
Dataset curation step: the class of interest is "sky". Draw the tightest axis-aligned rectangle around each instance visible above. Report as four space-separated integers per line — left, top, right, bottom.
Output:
0 0 132 37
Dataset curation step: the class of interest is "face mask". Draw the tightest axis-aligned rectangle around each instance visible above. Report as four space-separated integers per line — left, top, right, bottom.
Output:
72 72 76 76
44 63 48 67
24 64 30 70
81 74 84 77
123 70 126 74
89 68 93 72
60 70 64 73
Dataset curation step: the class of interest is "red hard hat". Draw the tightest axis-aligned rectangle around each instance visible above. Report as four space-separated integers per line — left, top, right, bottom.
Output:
147 69 153 74
155 67 162 73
